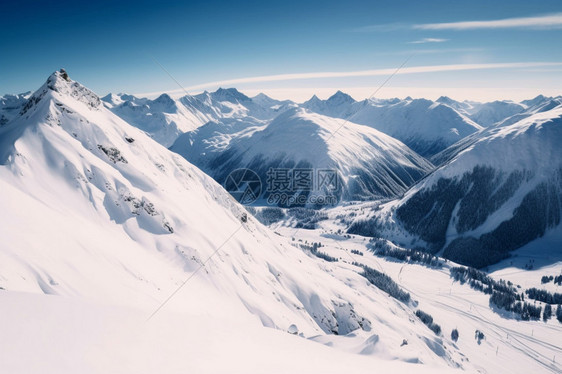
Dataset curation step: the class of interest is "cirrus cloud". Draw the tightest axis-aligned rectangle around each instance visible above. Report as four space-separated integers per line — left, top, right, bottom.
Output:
408 38 449 44
137 61 562 97
414 12 562 30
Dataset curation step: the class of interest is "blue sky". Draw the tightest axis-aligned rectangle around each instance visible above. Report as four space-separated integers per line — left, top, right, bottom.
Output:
1 0 562 101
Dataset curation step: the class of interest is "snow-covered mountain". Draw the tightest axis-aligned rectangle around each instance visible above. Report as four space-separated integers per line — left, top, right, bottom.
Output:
466 100 526 127
432 96 562 167
252 92 295 111
302 93 482 157
170 107 433 206
349 98 483 157
437 96 526 127
496 95 562 127
435 95 562 128
302 90 358 118
104 87 562 162
104 88 297 147
362 105 562 268
194 88 298 120
2 70 562 374
0 91 31 125
0 69 468 372
102 92 214 147
2 69 373 331
106 89 485 159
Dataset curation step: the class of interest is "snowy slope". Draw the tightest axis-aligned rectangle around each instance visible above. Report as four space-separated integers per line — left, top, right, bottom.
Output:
302 93 482 157
364 106 562 268
497 96 562 128
171 107 434 206
468 100 526 127
0 70 466 372
348 98 483 157
273 223 562 374
432 98 562 167
2 291 463 374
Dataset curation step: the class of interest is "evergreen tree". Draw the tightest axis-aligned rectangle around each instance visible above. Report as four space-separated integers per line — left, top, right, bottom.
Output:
451 328 459 342
543 304 552 322
556 305 562 323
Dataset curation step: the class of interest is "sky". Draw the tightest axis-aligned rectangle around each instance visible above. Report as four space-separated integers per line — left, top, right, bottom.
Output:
1 0 562 102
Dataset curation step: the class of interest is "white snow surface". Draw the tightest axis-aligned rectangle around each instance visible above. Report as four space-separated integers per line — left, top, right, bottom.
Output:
272 222 562 374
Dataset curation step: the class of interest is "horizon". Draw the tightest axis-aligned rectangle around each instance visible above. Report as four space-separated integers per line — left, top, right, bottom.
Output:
7 67 561 105
2 0 562 102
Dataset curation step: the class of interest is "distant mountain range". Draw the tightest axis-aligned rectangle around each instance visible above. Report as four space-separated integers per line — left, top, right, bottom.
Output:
170 107 433 205
87 88 560 156
2 78 561 268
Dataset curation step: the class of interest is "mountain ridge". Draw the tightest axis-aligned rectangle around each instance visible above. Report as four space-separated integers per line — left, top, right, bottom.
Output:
353 104 562 268
171 106 434 206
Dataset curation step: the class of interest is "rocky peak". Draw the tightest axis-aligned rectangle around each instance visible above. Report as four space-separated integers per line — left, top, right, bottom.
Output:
21 69 101 115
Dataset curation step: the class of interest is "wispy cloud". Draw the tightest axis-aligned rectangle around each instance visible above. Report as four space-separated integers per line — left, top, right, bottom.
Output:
414 13 562 30
408 38 448 44
351 13 562 33
136 62 562 97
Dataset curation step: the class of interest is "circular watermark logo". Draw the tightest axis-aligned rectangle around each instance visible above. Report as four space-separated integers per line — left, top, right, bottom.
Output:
224 168 262 204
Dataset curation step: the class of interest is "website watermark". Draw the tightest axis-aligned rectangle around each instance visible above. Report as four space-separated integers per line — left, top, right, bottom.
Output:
224 167 340 206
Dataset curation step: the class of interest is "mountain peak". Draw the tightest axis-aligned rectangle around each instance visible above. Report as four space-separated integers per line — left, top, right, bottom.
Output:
20 69 101 116
304 94 321 105
45 68 72 91
251 92 285 107
532 94 546 101
211 87 250 103
101 93 124 106
59 68 70 81
327 90 355 104
153 93 175 106
436 96 456 105
252 92 276 103
521 94 549 107
253 92 270 99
